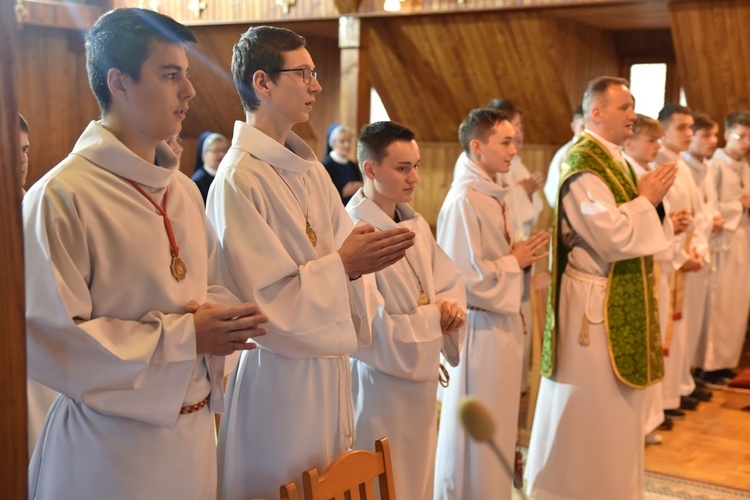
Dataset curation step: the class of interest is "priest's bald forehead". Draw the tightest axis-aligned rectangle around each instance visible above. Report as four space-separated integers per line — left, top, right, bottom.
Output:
582 76 631 121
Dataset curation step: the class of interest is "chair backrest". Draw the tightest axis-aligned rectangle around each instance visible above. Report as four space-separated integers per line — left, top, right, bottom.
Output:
280 481 299 500
302 437 396 500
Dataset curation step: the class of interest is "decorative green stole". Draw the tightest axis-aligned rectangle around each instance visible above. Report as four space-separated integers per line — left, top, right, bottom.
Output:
541 132 664 388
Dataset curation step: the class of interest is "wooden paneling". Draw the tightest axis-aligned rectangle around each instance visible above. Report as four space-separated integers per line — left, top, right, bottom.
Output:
114 0 669 30
366 12 618 145
547 18 621 110
17 25 100 188
112 0 340 24
1 0 29 495
16 0 104 29
670 0 750 127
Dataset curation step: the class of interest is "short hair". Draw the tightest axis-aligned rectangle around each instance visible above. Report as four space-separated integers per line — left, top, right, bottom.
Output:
582 76 630 121
486 98 523 119
658 103 692 126
573 105 584 120
725 111 750 131
19 114 29 134
85 8 196 114
458 108 510 155
328 125 354 149
232 26 306 112
357 121 416 166
631 114 662 138
201 133 228 159
692 112 717 133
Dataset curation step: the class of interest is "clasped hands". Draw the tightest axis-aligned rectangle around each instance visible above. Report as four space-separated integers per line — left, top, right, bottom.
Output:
188 301 268 356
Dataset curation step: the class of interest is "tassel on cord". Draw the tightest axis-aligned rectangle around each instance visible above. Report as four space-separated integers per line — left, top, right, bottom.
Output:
578 312 590 345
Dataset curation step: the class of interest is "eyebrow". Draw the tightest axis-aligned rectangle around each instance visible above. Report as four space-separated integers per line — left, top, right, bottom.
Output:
160 64 187 71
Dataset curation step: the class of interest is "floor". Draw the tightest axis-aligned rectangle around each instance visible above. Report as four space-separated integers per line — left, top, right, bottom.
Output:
644 383 750 491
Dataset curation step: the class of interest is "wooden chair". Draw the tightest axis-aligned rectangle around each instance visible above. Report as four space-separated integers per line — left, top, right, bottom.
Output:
280 481 299 500
302 437 396 500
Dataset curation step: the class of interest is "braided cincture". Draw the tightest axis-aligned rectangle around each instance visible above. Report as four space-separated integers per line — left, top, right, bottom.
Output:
179 395 210 415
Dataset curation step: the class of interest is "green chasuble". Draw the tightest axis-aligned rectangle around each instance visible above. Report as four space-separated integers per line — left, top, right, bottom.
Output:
540 132 664 389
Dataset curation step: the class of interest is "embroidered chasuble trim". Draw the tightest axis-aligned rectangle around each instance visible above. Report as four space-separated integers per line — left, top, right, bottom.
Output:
541 133 664 389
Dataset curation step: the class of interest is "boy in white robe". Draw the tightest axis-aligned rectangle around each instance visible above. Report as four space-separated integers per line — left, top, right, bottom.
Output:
345 121 467 500
654 105 708 415
490 100 544 394
207 27 416 499
526 77 676 500
24 9 267 500
434 108 550 500
679 113 722 399
544 106 585 208
702 111 750 386
624 115 674 444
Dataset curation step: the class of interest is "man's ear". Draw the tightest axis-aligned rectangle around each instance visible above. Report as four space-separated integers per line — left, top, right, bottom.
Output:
363 159 377 180
253 70 272 99
107 68 127 102
469 138 483 160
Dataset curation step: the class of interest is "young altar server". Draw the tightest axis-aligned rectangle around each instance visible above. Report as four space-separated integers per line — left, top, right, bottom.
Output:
24 9 267 499
702 111 750 387
207 26 415 499
346 121 467 500
434 108 550 500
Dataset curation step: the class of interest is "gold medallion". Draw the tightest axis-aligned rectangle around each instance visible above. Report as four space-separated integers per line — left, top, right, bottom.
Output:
306 219 317 247
418 290 430 306
171 255 187 281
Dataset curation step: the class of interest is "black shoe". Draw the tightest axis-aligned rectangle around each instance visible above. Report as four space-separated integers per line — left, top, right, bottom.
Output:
657 417 674 431
680 395 699 410
690 387 713 402
703 371 730 389
665 409 686 420
718 369 738 381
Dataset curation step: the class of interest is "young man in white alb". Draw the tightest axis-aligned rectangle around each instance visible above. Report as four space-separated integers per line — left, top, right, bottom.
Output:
207 26 415 499
346 121 466 500
701 111 750 387
435 108 549 500
24 9 266 499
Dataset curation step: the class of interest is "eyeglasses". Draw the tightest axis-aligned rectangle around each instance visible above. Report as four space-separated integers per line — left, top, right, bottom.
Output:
730 133 750 142
273 68 318 85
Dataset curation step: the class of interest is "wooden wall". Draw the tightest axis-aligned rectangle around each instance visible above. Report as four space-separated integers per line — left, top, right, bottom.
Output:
2 0 29 495
670 0 750 127
18 25 100 188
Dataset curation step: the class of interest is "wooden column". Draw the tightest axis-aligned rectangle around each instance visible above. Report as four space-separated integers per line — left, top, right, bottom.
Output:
1 0 28 496
338 16 370 133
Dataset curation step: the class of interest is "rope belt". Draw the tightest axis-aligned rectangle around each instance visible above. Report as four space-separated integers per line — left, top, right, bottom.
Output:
467 304 489 312
337 355 355 454
180 395 210 415
564 267 607 345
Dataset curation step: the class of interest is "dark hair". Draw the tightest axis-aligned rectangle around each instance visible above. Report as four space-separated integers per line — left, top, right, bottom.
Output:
458 108 510 155
582 76 630 120
725 111 750 131
357 121 416 166
85 8 196 114
658 103 692 126
232 26 306 112
487 98 523 119
19 114 29 134
692 112 717 133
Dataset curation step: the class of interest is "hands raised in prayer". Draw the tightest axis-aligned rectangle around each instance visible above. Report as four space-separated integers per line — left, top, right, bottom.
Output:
669 209 693 235
680 247 705 273
188 301 268 356
511 230 550 270
519 172 545 198
712 214 725 233
638 162 677 206
435 298 465 335
338 224 416 279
